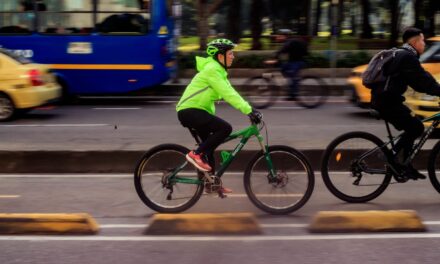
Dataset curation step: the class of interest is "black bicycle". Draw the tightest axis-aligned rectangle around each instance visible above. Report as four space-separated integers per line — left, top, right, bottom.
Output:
243 60 328 109
321 109 440 203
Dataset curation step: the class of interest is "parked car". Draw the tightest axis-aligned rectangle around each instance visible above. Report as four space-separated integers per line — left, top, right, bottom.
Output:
0 48 61 121
348 36 440 108
404 73 440 121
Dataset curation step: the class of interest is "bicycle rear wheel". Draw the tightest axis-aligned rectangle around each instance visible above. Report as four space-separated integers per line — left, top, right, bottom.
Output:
244 145 314 214
321 132 392 203
428 141 440 193
295 75 328 109
243 76 279 109
134 144 204 213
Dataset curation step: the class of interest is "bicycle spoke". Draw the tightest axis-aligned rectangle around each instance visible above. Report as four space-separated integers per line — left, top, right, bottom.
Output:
244 146 314 214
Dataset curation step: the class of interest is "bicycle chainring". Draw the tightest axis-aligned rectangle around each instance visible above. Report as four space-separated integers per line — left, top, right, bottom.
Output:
204 176 222 193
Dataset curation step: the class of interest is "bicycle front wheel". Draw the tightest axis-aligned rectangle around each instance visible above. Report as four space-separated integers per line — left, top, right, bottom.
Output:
428 141 440 193
321 132 392 203
134 144 204 213
244 145 314 214
243 76 279 109
295 75 328 109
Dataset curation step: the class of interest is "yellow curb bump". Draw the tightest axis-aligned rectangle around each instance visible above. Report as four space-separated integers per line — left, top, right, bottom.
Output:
145 213 262 235
309 210 426 233
0 213 99 235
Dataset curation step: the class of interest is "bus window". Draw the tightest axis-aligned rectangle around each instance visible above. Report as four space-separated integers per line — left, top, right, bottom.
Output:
0 0 33 33
39 0 93 34
0 0 175 96
97 0 150 34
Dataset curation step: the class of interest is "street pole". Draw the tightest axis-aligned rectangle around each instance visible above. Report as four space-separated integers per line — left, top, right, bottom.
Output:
330 0 338 81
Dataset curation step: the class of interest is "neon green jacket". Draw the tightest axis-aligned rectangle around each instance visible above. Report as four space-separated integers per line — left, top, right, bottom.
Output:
176 56 252 115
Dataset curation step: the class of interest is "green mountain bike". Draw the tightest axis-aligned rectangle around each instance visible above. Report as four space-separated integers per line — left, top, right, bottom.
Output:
134 118 315 214
320 110 440 203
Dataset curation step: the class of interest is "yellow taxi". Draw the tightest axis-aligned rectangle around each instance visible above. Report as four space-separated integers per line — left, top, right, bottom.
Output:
348 36 440 108
0 48 61 121
404 74 440 120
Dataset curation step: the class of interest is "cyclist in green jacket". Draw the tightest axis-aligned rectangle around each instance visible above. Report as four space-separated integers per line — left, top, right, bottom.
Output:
176 38 262 184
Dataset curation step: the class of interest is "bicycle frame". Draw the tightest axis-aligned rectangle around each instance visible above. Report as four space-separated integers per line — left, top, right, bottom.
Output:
168 123 275 185
358 112 440 174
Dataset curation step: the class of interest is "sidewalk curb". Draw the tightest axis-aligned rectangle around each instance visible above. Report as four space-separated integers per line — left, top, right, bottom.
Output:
309 210 426 233
0 213 99 235
0 149 430 173
145 213 261 235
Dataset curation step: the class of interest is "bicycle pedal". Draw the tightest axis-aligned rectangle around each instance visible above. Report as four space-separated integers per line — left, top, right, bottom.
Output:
218 191 227 199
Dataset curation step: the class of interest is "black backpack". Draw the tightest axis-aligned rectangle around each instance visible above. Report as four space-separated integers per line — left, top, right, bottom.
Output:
362 48 400 91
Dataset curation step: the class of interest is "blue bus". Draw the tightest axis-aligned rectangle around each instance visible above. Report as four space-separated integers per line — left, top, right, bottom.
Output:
0 0 176 97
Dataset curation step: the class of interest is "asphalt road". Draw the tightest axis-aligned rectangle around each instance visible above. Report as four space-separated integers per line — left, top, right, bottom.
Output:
2 98 440 263
1 172 440 263
1 97 438 151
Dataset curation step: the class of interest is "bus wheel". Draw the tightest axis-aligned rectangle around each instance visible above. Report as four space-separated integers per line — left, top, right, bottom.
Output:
57 78 76 104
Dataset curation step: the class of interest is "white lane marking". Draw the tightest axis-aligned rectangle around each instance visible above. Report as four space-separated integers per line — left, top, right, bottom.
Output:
0 173 245 178
270 107 303 110
98 222 440 229
0 195 20 198
225 194 303 198
3 233 440 241
100 224 146 228
93 108 142 110
0 174 132 178
424 221 440 225
0 124 110 127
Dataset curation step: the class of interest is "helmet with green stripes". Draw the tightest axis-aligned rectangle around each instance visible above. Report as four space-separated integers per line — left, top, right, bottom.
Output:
206 38 236 57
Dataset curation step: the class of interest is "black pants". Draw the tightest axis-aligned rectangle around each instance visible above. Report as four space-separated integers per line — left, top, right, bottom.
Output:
178 108 232 169
377 105 424 163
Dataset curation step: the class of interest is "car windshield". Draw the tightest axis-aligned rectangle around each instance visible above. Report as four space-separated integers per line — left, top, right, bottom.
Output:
0 48 31 64
420 41 440 63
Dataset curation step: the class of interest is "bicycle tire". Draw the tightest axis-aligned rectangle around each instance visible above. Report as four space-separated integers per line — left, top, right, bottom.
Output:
244 145 314 214
295 75 328 109
321 131 392 203
428 140 440 193
243 76 279 109
134 144 204 213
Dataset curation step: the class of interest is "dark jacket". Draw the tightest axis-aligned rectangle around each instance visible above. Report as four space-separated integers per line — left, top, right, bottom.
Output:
371 45 440 110
275 38 308 62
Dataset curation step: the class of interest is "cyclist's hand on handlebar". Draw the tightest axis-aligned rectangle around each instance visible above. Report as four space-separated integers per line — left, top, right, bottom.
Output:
248 108 263 124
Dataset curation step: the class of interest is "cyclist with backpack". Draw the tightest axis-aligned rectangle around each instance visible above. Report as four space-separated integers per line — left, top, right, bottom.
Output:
369 27 440 180
176 38 262 191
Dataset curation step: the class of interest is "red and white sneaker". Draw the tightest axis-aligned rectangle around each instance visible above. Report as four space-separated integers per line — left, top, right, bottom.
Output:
186 151 212 172
219 187 233 193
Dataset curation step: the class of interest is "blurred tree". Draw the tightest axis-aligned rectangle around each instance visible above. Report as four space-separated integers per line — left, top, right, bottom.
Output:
196 0 224 50
413 0 440 37
424 0 440 37
226 0 242 43
313 0 323 36
298 0 311 35
414 0 423 30
360 0 373 38
249 0 264 50
181 0 197 35
386 0 399 46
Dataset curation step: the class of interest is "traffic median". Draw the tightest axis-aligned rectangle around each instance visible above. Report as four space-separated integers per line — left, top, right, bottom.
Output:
309 210 426 233
145 213 262 235
0 213 99 235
